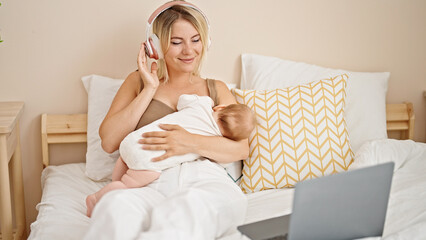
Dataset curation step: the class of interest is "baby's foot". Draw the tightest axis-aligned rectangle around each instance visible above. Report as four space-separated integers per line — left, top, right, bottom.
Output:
86 194 97 218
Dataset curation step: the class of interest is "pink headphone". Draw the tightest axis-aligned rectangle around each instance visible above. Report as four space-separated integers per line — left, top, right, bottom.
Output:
144 1 211 60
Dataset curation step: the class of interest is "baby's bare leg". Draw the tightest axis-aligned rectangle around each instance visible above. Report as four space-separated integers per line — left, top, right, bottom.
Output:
86 169 160 217
121 169 161 188
86 181 128 217
111 156 128 181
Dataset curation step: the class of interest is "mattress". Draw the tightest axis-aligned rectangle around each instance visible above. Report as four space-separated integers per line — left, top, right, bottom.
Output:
28 162 293 239
29 164 106 240
29 139 426 240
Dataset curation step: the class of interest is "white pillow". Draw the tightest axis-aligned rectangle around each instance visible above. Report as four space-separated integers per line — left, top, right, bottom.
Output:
82 75 123 181
240 53 389 154
82 75 241 182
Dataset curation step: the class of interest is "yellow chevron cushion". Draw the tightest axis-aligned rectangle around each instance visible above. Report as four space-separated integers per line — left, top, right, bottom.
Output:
232 74 354 193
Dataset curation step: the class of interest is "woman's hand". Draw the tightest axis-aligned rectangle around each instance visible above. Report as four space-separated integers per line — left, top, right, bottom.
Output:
139 124 196 162
138 41 160 89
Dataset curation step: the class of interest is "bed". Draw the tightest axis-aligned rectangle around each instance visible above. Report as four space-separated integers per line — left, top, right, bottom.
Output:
29 54 426 240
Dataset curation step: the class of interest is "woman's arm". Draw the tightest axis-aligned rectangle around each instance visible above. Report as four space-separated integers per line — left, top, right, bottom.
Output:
202 80 250 162
140 80 250 163
195 136 249 163
99 73 155 153
196 136 249 163
99 44 159 153
142 123 249 163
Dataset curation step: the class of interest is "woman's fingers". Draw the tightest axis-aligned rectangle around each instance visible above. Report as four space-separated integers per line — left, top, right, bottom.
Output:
151 153 171 162
139 124 193 161
138 136 166 145
138 43 148 70
151 62 158 76
141 124 181 138
158 124 182 131
141 130 168 138
141 144 167 151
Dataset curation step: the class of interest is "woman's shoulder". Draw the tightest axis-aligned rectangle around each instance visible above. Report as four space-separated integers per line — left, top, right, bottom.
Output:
126 71 141 83
206 78 228 89
124 71 143 92
205 78 236 105
207 79 233 93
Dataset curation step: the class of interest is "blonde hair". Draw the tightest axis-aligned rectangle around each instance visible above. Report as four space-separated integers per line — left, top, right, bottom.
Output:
152 3 209 82
218 104 256 141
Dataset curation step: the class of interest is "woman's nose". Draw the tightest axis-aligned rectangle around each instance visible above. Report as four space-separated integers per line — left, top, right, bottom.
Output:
182 41 193 55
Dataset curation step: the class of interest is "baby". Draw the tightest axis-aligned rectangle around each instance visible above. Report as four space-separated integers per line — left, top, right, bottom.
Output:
86 94 256 217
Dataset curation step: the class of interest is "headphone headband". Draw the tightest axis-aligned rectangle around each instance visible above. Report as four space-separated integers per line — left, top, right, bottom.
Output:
146 1 210 35
148 1 206 24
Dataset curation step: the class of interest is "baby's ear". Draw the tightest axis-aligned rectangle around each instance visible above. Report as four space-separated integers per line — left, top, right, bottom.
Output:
213 105 226 112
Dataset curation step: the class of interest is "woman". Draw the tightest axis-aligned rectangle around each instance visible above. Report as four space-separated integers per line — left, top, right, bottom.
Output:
84 2 249 240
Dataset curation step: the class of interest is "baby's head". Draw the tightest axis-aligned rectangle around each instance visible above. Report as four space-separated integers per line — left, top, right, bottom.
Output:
214 104 256 141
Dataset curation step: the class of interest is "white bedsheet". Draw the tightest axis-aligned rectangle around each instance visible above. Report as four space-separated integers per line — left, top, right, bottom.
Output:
29 164 108 240
29 139 426 240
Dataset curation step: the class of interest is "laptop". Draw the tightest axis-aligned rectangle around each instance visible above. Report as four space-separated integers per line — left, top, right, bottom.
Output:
238 162 395 240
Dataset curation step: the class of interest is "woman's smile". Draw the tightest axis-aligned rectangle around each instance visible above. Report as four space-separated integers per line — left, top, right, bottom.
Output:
179 57 195 64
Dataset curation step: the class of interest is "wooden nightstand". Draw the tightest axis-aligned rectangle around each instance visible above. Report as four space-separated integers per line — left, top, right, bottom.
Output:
0 102 26 240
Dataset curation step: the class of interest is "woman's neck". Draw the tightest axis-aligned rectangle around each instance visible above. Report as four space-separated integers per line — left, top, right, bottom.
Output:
166 71 195 85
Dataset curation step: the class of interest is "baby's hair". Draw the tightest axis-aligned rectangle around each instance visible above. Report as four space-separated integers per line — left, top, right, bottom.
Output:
218 104 256 141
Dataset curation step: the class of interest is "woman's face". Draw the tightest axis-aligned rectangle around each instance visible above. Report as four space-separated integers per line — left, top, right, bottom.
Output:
164 18 203 76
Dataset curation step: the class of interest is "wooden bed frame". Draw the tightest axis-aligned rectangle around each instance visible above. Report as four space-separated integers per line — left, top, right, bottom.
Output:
40 103 415 167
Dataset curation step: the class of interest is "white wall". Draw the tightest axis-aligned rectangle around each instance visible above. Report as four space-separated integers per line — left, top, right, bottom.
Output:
0 0 425 234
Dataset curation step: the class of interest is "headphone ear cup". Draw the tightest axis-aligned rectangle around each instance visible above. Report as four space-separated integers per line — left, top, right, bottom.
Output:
149 34 163 59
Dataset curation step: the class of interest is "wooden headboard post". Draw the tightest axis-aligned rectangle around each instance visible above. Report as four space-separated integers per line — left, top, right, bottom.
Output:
41 114 87 167
385 102 415 140
40 103 415 167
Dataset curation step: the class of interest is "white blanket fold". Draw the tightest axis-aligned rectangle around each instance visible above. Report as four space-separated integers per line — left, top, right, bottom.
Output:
352 139 426 239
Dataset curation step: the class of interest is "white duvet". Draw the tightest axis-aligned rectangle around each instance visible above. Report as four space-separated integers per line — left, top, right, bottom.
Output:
29 139 426 240
353 139 426 239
